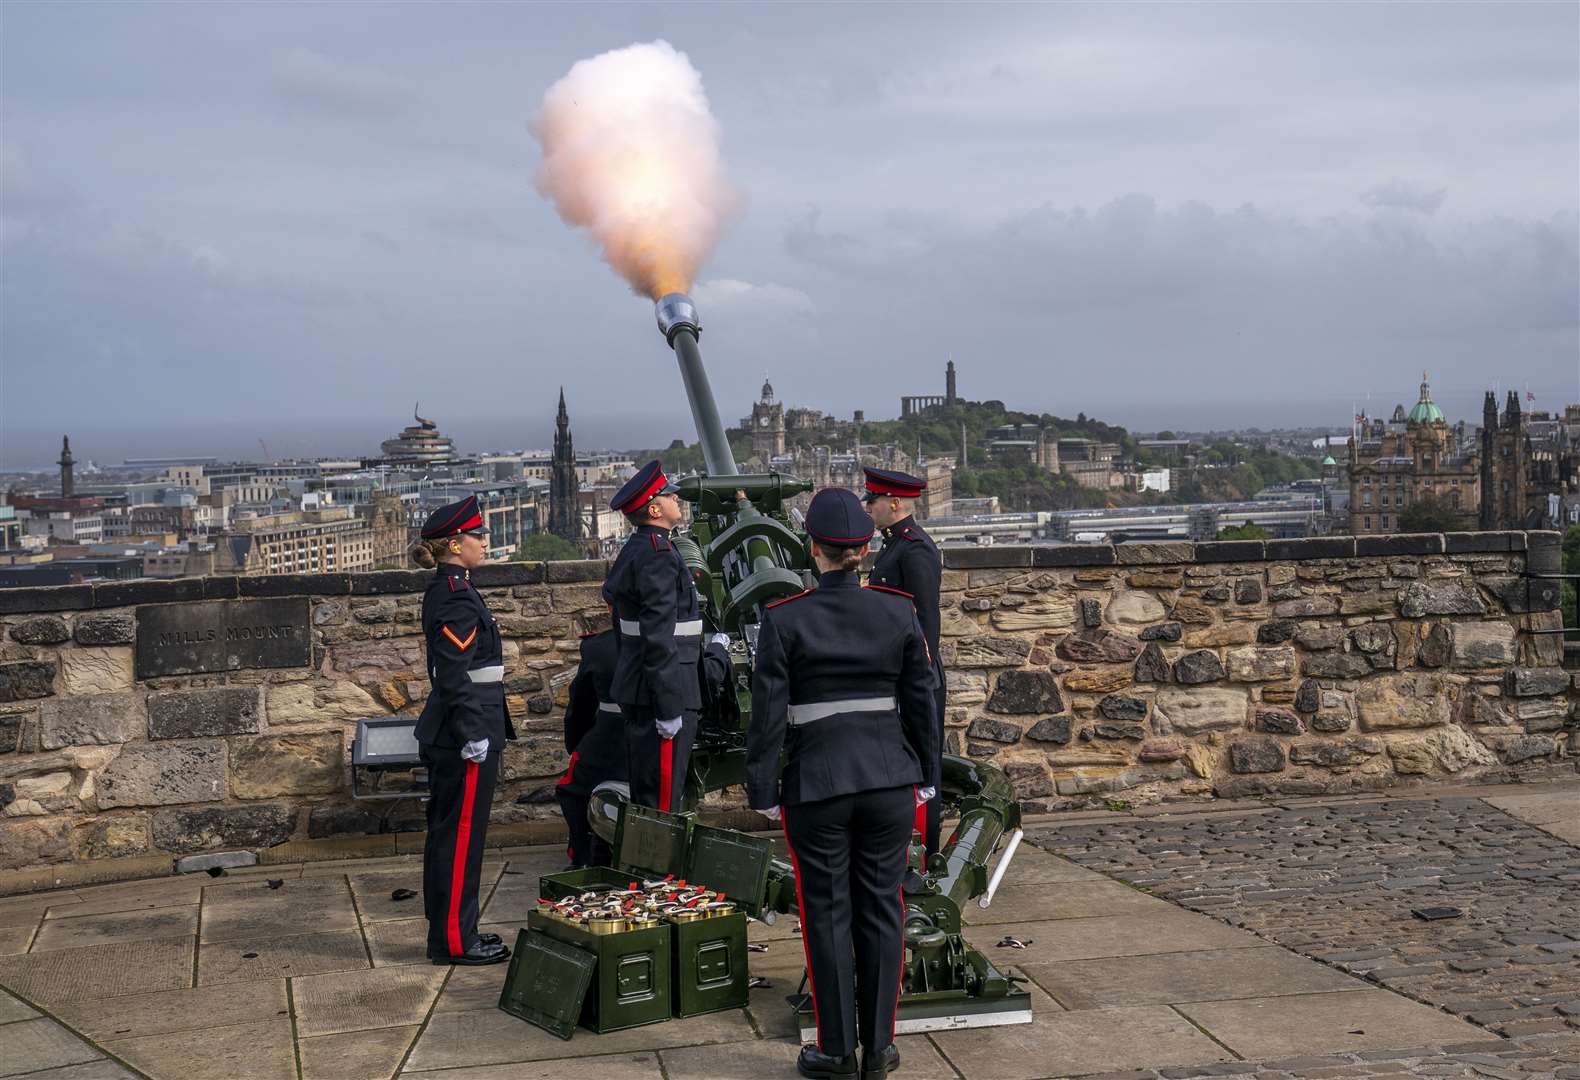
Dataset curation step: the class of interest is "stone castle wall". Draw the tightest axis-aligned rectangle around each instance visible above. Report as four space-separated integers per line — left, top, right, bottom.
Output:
0 531 1574 894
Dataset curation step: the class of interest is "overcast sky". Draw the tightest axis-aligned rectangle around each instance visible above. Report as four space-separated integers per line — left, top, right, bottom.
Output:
2 2 1576 467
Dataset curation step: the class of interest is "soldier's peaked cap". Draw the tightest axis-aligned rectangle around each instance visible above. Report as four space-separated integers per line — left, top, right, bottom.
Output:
862 466 926 501
420 494 485 539
611 460 677 513
806 487 874 547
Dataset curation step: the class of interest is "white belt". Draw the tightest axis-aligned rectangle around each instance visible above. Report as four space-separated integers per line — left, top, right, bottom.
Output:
467 665 505 684
597 701 622 714
787 696 897 726
619 618 703 638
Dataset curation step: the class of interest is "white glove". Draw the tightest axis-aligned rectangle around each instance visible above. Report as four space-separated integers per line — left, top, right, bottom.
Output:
709 633 731 649
760 805 782 822
461 739 489 763
656 715 683 740
916 786 936 806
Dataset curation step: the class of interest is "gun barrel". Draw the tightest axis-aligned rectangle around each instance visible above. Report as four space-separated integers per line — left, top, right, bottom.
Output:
656 293 738 477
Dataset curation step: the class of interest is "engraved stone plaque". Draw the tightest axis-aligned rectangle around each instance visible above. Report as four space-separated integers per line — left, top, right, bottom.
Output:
135 597 310 678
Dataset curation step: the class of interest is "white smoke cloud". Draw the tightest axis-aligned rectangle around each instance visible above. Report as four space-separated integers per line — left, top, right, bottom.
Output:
530 40 739 299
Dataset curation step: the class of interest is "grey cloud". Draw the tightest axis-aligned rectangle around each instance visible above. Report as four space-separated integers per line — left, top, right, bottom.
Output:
271 47 409 115
1361 182 1448 215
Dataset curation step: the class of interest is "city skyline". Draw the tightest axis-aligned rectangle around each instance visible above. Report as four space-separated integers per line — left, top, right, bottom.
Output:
2 3 1576 468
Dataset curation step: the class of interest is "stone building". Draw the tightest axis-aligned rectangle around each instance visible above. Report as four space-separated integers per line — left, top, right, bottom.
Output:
900 360 959 417
355 493 411 569
1347 373 1479 535
56 436 74 499
213 505 378 575
742 378 787 459
1481 393 1580 530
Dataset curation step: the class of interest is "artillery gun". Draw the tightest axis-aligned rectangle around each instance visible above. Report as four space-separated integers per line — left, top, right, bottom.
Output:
543 293 1032 1035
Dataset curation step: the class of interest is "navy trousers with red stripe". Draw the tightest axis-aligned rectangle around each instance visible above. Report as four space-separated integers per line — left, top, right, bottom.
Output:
420 746 498 956
784 785 913 1058
624 707 698 814
556 711 628 867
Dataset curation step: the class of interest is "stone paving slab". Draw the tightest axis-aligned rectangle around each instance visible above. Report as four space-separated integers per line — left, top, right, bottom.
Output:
0 895 66 928
432 965 505 1014
0 988 39 1024
47 978 288 1041
1175 988 1486 1058
45 883 203 920
1020 945 1366 1009
0 923 36 955
0 937 194 1003
0 1017 106 1077
11 1060 143 1080
659 1033 956 1080
1484 790 1578 828
969 880 1176 924
365 917 432 967
31 905 198 953
960 907 1265 962
985 846 1111 885
105 1017 296 1080
929 999 1232 1079
401 1051 665 1079
299 1023 420 1080
405 1004 758 1071
197 928 369 986
200 876 358 943
348 871 429 924
292 964 445 1038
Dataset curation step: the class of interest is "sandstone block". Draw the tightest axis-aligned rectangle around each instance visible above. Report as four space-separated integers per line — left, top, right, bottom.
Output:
73 815 151 859
40 693 144 749
2 771 82 816
229 732 343 797
1338 593 1395 615
987 671 1063 714
1154 686 1249 734
503 733 569 780
152 803 295 854
1106 591 1167 626
266 681 383 725
1386 726 1498 775
946 671 988 706
1484 733 1557 763
0 661 56 702
1065 668 1134 696
1290 740 1380 767
1254 708 1304 735
1183 622 1258 648
1294 626 1345 651
1127 569 1183 589
1226 646 1296 682
1400 582 1486 618
148 687 262 739
991 597 1077 631
1056 629 1143 664
1272 597 1339 618
1229 738 1285 774
98 740 227 807
73 613 136 646
0 817 72 869
59 648 135 695
1171 598 1214 624
1139 740 1183 762
944 637 1032 668
1173 650 1226 685
10 617 69 645
1357 674 1454 731
1449 623 1517 669
1086 722 1144 741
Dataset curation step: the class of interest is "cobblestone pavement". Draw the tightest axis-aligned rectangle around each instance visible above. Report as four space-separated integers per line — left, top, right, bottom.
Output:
1087 1032 1580 1079
1031 793 1580 1043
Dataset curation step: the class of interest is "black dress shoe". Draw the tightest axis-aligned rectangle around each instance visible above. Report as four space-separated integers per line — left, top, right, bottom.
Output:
477 932 502 946
796 1045 857 1079
430 939 510 966
860 1044 900 1078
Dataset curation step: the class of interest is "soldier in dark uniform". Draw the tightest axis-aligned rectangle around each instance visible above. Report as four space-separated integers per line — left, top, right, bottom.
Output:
554 624 627 868
410 495 515 966
602 461 705 813
748 487 938 1080
862 467 946 858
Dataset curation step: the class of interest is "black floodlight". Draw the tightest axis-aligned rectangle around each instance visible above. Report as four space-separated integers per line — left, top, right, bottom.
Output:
351 717 428 802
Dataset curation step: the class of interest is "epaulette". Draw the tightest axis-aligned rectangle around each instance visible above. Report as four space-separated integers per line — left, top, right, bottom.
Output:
648 532 671 552
766 589 811 609
866 584 914 599
900 526 922 542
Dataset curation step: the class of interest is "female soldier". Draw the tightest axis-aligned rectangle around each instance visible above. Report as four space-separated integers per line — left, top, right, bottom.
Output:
410 495 514 966
747 487 938 1080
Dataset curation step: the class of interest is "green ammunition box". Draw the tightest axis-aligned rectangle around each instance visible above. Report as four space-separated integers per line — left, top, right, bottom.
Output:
527 910 673 1033
497 928 596 1040
537 866 640 902
669 910 748 1016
